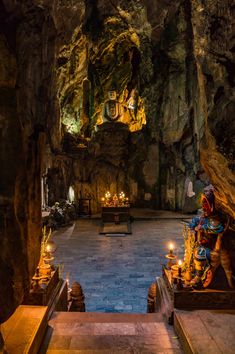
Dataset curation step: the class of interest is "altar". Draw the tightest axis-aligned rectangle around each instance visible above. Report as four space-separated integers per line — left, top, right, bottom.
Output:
99 206 132 235
99 191 132 235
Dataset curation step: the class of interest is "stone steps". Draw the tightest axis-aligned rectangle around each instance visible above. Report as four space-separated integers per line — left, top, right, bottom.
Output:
174 309 235 354
47 312 163 322
40 312 183 353
2 307 235 353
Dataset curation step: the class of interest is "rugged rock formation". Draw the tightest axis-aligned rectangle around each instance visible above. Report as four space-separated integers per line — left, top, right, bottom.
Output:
190 0 235 218
0 0 234 322
0 0 56 322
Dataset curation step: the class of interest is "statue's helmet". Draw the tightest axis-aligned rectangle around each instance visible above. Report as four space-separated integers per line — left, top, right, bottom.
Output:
201 185 215 215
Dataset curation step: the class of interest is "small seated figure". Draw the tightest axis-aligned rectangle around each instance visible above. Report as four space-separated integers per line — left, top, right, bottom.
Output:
112 193 119 207
189 185 234 289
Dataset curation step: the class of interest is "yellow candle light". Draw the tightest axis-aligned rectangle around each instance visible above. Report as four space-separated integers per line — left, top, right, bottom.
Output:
105 191 111 198
168 243 174 255
66 272 70 288
166 243 176 269
178 260 182 277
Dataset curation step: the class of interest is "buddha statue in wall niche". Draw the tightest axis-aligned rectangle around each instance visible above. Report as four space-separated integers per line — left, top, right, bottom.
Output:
96 88 146 132
102 90 124 124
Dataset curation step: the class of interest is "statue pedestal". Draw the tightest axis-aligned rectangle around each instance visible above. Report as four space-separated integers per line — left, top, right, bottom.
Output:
23 267 68 316
96 121 129 132
155 267 235 325
159 266 235 310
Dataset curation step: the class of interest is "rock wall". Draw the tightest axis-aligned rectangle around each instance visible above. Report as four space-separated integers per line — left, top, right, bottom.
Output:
44 0 234 216
48 1 198 212
0 0 57 323
190 0 235 218
46 0 183 211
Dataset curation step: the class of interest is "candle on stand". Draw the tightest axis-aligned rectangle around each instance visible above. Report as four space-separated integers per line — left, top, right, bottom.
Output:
166 242 176 269
176 259 183 290
178 260 182 277
66 272 70 288
169 243 174 255
66 272 72 301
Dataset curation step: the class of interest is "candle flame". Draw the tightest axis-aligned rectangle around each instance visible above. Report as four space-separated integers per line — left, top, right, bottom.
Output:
169 243 174 251
178 259 182 266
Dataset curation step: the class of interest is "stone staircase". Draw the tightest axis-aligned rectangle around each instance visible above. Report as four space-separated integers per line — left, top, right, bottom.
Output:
39 312 183 353
3 306 235 353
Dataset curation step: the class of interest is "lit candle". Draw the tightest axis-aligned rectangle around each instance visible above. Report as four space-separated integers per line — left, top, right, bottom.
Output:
65 271 70 287
169 243 174 255
105 191 111 198
178 260 182 277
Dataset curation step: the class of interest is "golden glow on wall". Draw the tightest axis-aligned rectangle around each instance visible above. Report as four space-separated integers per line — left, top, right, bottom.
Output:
95 88 146 132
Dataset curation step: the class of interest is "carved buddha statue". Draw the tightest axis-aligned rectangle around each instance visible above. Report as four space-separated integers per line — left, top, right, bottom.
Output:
103 90 123 123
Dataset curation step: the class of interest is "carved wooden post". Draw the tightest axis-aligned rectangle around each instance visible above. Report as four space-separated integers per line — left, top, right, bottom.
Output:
147 282 157 313
69 282 85 312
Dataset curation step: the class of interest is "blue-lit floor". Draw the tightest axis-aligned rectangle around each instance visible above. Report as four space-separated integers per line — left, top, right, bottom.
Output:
53 216 185 313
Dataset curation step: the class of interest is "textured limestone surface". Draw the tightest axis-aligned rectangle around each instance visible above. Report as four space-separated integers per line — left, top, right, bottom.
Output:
0 0 234 322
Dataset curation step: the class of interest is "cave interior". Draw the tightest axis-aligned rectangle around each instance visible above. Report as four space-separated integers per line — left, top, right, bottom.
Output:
0 0 235 328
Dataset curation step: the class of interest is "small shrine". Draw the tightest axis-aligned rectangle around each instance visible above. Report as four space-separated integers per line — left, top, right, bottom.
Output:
101 190 129 207
99 191 132 235
157 185 235 322
23 227 67 313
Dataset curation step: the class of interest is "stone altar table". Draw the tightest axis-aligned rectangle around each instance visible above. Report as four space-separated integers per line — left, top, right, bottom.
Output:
99 206 132 235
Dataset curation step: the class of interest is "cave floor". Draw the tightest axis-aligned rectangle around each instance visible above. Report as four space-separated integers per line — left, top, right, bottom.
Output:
53 210 189 313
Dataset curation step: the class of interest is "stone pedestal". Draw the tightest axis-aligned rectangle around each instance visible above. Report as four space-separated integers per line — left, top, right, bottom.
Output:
161 266 235 310
23 268 68 317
